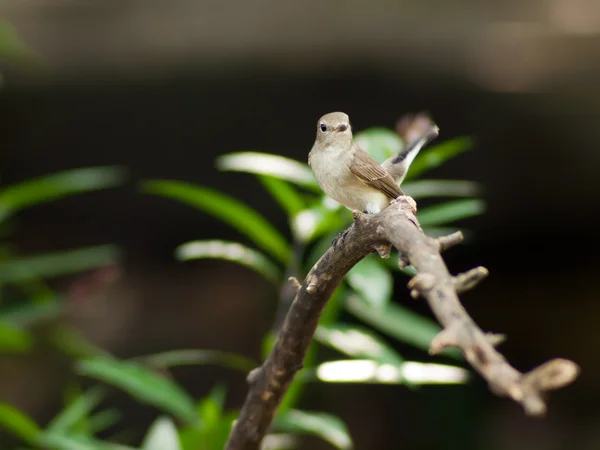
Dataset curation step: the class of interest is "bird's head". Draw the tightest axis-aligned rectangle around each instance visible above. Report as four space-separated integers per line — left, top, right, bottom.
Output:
315 111 353 149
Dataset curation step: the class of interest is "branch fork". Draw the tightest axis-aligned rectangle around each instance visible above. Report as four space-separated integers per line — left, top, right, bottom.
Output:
225 195 580 449
225 198 579 450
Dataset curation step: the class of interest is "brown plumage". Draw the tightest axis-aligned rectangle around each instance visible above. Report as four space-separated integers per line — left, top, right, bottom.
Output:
349 145 404 200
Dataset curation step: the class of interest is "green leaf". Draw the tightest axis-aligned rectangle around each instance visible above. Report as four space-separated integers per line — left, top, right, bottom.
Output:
0 166 127 223
274 409 352 450
175 240 281 285
179 411 237 450
417 199 485 227
88 409 122 434
346 255 392 309
141 417 181 450
402 179 481 199
137 349 256 373
179 385 233 450
354 127 403 163
345 295 461 359
197 384 226 430
313 359 469 385
2 300 62 327
0 403 41 445
77 358 197 424
405 137 473 180
47 386 106 434
141 180 291 263
49 325 111 359
40 432 137 450
315 323 403 366
216 152 318 190
0 245 120 282
259 176 305 217
0 321 33 352
292 204 348 244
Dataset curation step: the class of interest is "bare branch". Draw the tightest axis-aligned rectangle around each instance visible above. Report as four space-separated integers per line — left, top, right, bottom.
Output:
453 266 489 293
408 272 436 299
486 332 507 347
437 231 464 252
374 243 392 259
224 196 579 450
288 277 302 292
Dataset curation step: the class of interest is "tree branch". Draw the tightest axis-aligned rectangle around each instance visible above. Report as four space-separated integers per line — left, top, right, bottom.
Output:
224 196 580 450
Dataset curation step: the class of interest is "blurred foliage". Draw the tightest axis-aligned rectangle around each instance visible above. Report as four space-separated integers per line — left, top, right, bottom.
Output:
132 125 483 449
0 22 126 433
0 32 483 446
0 165 129 449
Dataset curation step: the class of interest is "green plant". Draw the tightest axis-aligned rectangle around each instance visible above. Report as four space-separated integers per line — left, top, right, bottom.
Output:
0 123 483 450
135 125 484 448
0 167 127 352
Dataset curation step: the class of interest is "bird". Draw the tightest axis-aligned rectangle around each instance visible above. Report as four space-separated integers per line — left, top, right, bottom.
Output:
308 111 438 214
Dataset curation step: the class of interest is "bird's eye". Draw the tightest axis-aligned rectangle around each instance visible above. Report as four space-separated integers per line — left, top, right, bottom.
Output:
320 123 327 132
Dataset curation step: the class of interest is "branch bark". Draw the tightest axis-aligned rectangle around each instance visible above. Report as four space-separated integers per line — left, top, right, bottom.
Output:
224 196 580 450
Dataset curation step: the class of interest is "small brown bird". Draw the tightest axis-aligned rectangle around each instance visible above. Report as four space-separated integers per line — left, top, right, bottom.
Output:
308 111 437 214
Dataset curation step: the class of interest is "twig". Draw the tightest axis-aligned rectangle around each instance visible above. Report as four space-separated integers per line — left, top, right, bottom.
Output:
224 197 580 450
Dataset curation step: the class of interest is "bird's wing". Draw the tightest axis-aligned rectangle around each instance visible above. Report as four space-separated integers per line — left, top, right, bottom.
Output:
350 146 404 199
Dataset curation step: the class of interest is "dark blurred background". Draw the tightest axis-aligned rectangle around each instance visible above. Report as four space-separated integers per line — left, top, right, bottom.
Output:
1 1 599 449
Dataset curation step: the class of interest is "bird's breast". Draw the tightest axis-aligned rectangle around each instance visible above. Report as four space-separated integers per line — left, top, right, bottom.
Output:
309 147 389 213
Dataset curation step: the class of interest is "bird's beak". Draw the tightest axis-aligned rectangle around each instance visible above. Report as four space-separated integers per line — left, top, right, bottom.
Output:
335 124 348 132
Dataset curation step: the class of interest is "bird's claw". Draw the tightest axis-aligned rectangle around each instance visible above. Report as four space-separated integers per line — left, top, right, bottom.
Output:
332 226 352 248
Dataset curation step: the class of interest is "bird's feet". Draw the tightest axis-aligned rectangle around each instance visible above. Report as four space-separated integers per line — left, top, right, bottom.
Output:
332 225 353 248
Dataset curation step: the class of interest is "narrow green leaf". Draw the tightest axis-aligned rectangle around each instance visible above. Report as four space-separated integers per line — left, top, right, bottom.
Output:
0 166 127 223
315 323 403 366
354 127 403 163
141 180 291 263
216 152 318 190
47 387 106 434
345 295 461 359
0 245 120 282
0 403 41 444
77 358 197 424
261 434 297 449
136 349 256 373
274 409 352 450
1 300 62 327
292 204 348 244
259 176 305 216
402 179 481 199
49 325 112 359
0 321 33 352
175 240 281 284
346 255 392 309
40 432 137 450
404 137 473 180
141 417 181 450
88 409 122 434
417 199 485 227
179 411 238 450
313 359 469 385
197 384 226 430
